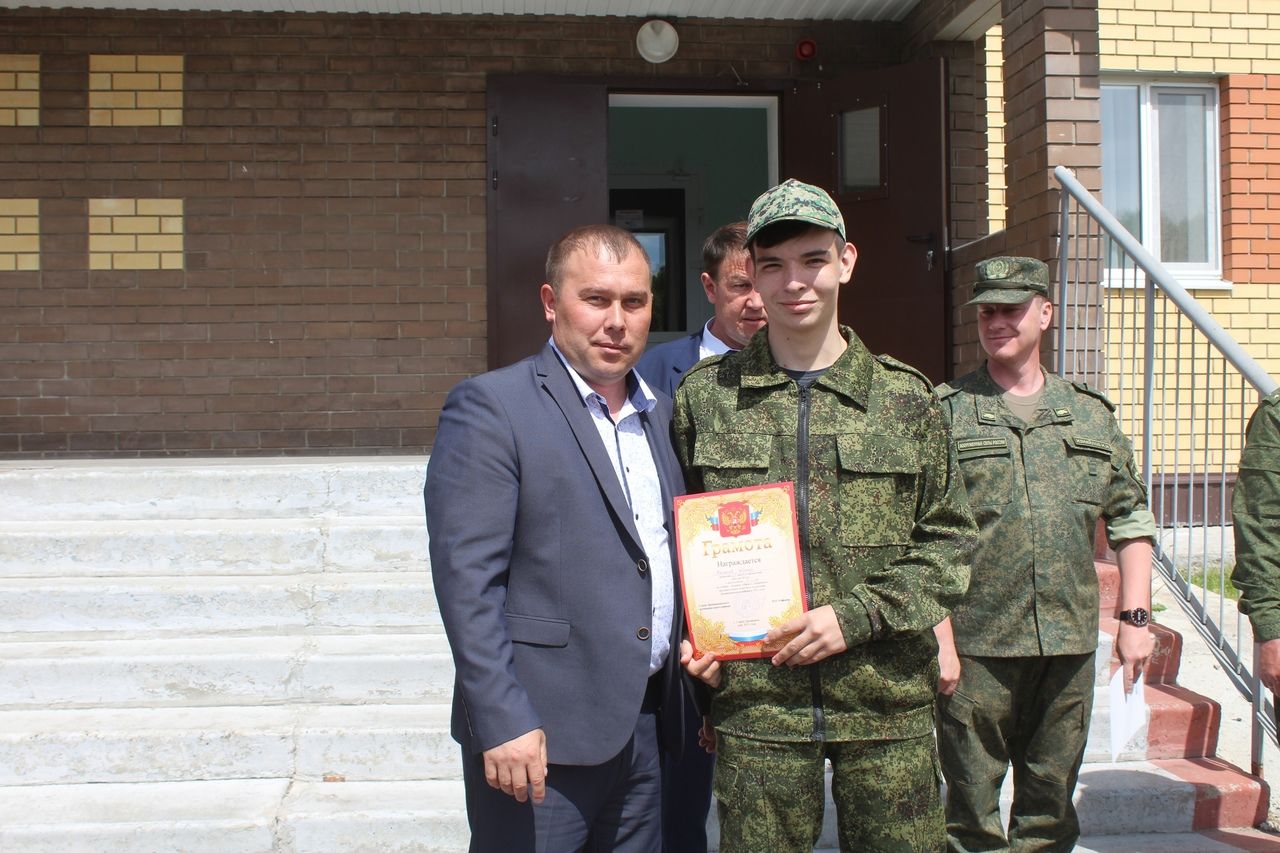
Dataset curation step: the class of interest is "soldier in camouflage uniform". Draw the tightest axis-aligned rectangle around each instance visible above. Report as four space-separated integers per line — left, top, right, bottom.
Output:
1232 389 1280 697
675 179 978 852
933 256 1157 852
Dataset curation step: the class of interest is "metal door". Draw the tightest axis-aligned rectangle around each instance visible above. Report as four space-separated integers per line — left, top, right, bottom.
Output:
486 76 609 369
784 59 950 382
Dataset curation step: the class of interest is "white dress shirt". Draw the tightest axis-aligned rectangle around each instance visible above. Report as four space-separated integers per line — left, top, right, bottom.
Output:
550 341 674 676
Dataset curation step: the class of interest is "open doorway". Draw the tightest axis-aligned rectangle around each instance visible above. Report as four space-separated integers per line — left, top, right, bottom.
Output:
485 69 946 378
607 94 778 345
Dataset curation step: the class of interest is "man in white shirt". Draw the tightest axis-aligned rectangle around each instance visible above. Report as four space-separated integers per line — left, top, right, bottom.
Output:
427 224 687 852
637 221 766 399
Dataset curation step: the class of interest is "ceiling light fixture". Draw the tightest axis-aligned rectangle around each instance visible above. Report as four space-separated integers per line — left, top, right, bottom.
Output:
636 19 679 64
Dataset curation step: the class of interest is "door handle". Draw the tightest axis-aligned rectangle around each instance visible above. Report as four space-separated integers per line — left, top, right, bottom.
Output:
907 233 935 271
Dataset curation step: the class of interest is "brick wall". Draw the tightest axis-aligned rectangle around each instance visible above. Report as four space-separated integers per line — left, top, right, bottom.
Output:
939 38 985 247
1100 0 1280 74
1123 73 1280 398
942 0 1102 376
0 10 893 456
985 25 1007 233
1222 74 1280 291
1093 1 1280 386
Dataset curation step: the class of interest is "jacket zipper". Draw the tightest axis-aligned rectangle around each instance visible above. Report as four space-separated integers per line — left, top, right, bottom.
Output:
796 383 826 742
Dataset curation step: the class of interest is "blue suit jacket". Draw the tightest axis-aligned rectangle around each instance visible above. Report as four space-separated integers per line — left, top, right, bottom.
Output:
635 332 702 399
426 345 686 766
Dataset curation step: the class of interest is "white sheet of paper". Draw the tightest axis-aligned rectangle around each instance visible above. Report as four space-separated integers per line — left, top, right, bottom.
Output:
1108 668 1147 762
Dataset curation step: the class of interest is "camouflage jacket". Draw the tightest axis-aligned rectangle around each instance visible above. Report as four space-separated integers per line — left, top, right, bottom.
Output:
1232 389 1280 642
673 326 976 743
937 365 1156 657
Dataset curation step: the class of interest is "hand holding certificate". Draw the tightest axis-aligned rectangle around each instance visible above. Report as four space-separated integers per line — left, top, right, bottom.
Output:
674 482 808 661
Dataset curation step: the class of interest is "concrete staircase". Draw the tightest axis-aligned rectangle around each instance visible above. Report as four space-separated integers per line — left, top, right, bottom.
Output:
0 457 472 851
1059 562 1276 852
0 458 1276 851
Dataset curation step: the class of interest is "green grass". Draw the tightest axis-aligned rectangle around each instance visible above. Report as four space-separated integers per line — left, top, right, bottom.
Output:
1175 563 1240 600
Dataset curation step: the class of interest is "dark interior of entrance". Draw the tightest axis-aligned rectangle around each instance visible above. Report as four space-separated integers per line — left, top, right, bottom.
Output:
607 102 772 345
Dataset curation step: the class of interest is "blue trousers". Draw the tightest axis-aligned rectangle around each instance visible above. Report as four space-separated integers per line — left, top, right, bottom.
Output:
461 710 662 853
661 686 714 852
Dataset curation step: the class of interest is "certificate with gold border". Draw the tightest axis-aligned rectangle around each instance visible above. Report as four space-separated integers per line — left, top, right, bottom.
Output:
674 481 807 661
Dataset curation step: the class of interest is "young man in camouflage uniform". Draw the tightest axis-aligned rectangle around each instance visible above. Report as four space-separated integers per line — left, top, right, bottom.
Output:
933 256 1157 852
675 179 977 852
1232 389 1280 697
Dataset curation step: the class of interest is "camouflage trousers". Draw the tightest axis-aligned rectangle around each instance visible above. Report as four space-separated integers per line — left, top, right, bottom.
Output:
714 731 946 853
936 652 1096 853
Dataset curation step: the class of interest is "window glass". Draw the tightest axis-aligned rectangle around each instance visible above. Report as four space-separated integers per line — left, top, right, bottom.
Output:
1155 88 1210 264
1101 85 1142 248
839 106 881 193
1099 80 1219 277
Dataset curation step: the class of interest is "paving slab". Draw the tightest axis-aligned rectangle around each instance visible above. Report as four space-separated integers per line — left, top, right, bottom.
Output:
1077 828 1280 851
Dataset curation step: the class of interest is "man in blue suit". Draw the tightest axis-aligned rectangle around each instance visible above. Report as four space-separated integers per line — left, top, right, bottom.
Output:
426 224 687 852
637 221 765 398
636 221 763 853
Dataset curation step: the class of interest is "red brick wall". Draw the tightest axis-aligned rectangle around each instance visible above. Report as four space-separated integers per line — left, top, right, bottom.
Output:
0 10 893 456
1221 74 1280 287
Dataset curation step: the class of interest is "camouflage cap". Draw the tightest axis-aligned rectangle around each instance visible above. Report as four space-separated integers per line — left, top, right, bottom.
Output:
746 179 846 243
966 256 1051 306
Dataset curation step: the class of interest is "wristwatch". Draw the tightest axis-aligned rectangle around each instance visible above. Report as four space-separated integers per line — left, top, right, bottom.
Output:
1119 607 1150 627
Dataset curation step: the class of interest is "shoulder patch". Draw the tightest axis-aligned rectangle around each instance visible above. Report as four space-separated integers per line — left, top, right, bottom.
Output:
875 353 934 391
1071 380 1116 412
681 351 729 381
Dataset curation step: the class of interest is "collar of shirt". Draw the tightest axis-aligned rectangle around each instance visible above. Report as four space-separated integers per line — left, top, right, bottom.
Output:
974 363 1076 428
734 324 876 409
549 339 657 418
699 320 734 361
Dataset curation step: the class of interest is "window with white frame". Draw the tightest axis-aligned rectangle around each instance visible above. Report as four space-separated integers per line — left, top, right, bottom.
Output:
1100 79 1225 287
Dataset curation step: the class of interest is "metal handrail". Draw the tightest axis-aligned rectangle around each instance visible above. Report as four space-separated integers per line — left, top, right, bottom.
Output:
1055 167 1277 394
1054 164 1279 777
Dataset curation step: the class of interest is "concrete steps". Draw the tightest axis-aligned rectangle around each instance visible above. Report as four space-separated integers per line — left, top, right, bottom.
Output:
0 459 1273 851
0 457 463 852
0 703 457 785
0 632 453 709
0 458 426 521
1073 558 1273 848
0 518 427 578
1087 623 1223 763
0 572 439 636
0 779 468 853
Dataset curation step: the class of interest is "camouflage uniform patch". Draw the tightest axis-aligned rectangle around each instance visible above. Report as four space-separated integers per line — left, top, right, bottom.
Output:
1233 389 1280 642
936 653 1095 853
965 256 1051 306
935 363 1156 851
746 178 846 243
715 731 946 853
673 326 976 744
936 366 1156 656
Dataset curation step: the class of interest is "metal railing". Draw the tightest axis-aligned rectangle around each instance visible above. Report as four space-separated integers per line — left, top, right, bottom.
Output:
1054 164 1279 776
